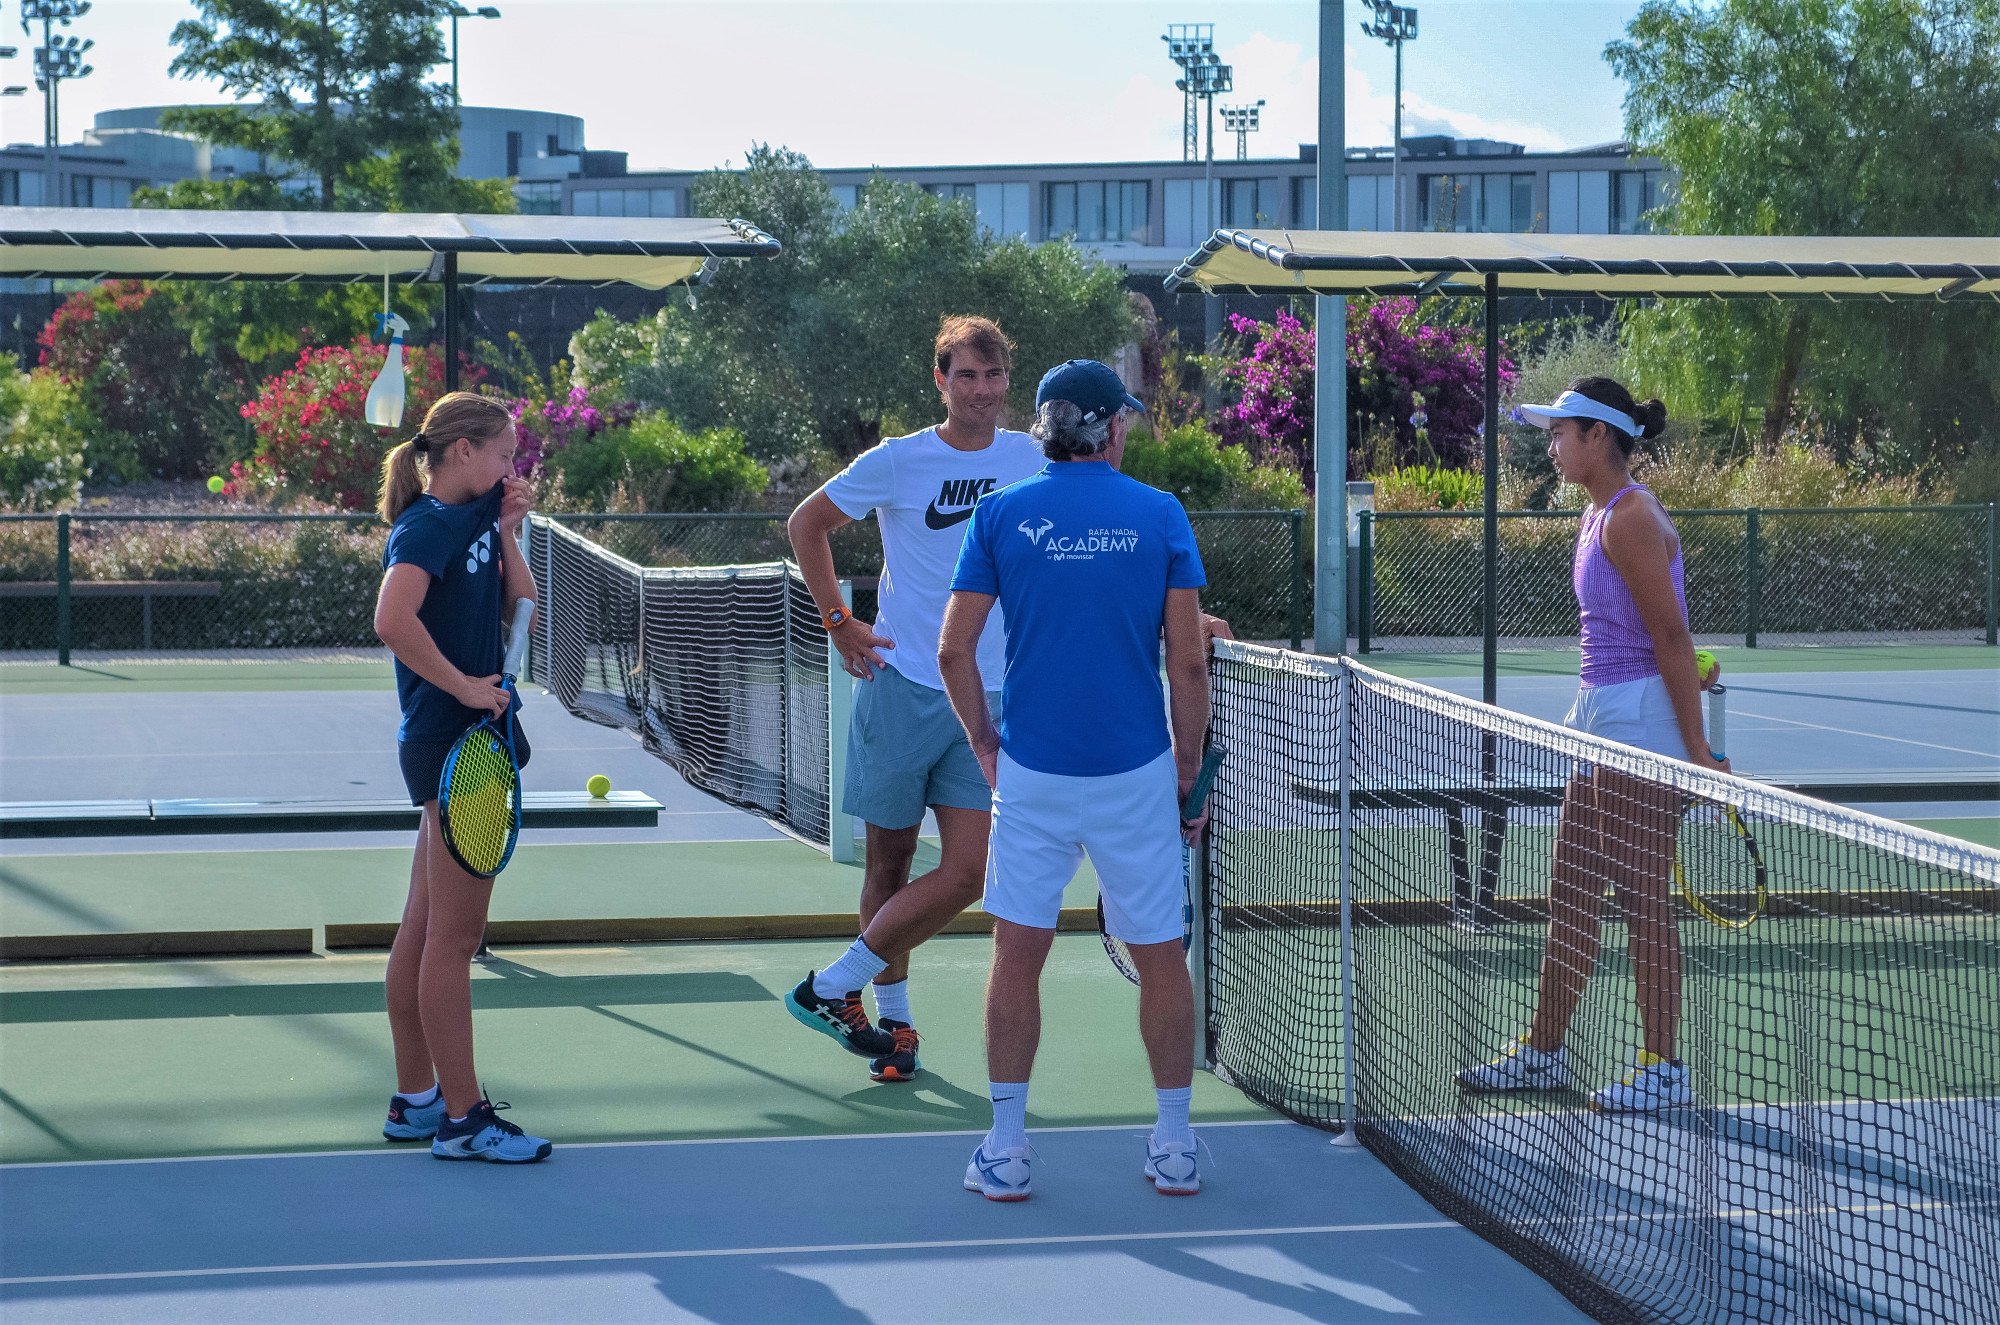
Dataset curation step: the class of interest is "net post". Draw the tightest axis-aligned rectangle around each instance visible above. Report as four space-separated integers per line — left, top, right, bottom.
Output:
827 579 856 864
1744 507 1761 648
517 517 534 684
1332 657 1362 1150
1985 503 1996 647
540 516 554 687
54 512 70 667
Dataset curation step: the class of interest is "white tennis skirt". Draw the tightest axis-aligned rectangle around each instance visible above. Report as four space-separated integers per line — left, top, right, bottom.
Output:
984 749 1185 945
1564 673 1691 761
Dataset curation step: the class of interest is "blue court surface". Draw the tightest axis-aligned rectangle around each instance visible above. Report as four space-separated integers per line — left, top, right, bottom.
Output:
0 1121 1589 1323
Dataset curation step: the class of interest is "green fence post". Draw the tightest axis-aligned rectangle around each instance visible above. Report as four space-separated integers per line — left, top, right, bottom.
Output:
55 512 71 666
1357 510 1374 654
1744 507 1761 649
1288 509 1305 651
1986 504 1997 647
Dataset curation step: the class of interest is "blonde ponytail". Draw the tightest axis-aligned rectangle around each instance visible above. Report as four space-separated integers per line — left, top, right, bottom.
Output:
378 439 427 524
378 392 513 524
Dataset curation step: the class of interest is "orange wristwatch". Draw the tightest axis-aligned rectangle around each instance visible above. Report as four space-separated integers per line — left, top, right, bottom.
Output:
822 605 850 631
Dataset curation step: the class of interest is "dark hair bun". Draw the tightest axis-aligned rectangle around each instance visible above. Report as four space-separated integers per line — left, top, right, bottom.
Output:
1636 399 1668 440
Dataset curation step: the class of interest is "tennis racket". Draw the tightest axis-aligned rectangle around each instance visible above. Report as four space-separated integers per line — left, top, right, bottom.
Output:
1102 745 1226 985
438 598 536 879
1675 798 1768 929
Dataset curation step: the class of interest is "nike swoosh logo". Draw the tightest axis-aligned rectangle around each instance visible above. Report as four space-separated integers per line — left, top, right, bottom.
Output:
924 502 976 530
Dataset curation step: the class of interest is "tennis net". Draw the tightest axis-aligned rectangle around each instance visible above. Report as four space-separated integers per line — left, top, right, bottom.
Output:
526 515 831 845
1204 642 1999 1325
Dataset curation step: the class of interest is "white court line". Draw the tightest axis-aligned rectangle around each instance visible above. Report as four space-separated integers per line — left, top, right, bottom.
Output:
0 1219 1460 1288
0 1118 1294 1170
1729 707 2000 762
0 833 784 858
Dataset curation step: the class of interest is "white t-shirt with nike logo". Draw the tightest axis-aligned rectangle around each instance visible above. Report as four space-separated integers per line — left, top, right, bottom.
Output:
824 425 1044 691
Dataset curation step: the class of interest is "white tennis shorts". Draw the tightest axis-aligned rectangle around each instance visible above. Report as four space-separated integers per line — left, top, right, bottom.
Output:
985 749 1185 944
1564 674 1691 761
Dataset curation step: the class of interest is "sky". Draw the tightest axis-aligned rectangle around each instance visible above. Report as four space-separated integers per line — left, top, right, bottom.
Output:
19 2 1644 171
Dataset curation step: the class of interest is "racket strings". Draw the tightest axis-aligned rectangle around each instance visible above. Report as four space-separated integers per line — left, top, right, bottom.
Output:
442 730 520 877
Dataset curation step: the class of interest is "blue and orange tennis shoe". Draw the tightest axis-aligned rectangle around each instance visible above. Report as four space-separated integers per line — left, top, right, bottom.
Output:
382 1087 449 1142
785 973 898 1058
430 1100 551 1163
869 1019 922 1082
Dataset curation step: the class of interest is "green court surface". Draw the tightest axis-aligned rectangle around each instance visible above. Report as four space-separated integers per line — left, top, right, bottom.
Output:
0 838 1100 940
1910 816 2000 847
0 934 1268 1165
0 660 397 695
1362 644 1997 678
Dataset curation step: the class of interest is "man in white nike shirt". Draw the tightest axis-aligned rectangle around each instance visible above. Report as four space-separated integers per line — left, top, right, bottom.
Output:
784 316 1045 1081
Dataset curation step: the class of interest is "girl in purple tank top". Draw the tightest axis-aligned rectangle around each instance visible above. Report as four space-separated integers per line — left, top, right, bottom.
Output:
1456 378 1727 1116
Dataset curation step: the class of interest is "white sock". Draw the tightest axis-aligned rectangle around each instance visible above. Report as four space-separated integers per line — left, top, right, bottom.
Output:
871 978 911 1025
1154 1086 1193 1145
987 1081 1029 1151
813 939 888 999
398 1082 439 1107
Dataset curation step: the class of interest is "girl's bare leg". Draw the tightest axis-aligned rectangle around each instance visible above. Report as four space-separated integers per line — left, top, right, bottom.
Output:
414 804 497 1118
385 818 436 1095
1599 768 1683 1060
1528 772 1613 1053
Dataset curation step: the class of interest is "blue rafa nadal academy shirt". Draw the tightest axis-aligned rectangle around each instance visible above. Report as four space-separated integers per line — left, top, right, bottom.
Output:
951 461 1206 777
381 482 519 741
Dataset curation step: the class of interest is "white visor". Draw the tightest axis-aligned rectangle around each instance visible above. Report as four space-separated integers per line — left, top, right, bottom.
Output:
1509 391 1640 438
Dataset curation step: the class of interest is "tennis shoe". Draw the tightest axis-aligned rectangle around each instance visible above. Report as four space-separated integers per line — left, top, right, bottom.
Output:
785 973 897 1058
964 1142 1034 1201
430 1100 551 1163
1145 1134 1201 1195
1457 1037 1573 1093
1590 1054 1691 1113
382 1087 448 1142
869 1019 922 1082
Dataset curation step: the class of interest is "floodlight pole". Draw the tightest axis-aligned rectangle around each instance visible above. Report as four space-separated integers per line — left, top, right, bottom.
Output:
1482 272 1499 704
448 5 501 107
21 0 92 208
1315 0 1349 661
1360 3 1417 230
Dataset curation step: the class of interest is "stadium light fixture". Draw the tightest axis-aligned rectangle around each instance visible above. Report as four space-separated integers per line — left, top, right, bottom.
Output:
1220 99 1266 160
1359 2 1417 230
447 4 501 106
1161 24 1234 241
20 1 90 207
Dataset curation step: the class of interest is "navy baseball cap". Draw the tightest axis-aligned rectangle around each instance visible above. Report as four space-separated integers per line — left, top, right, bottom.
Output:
1035 359 1145 425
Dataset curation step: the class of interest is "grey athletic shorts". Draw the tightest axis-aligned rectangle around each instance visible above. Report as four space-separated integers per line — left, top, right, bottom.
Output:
843 661 998 830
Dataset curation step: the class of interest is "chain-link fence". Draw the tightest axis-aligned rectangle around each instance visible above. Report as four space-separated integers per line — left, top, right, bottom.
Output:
1358 504 1999 652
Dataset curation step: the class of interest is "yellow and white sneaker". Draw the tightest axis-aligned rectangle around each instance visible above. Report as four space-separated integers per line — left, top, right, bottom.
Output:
1457 1037 1573 1093
1589 1052 1691 1113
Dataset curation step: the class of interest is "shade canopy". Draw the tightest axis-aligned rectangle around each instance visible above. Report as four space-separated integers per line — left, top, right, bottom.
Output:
1166 229 2000 303
0 208 781 288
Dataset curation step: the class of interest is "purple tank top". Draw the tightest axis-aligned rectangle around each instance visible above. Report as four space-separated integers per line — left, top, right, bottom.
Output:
1576 484 1685 689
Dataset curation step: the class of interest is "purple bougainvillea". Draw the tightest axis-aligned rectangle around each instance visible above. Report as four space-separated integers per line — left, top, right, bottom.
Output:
508 386 635 477
1211 298 1516 486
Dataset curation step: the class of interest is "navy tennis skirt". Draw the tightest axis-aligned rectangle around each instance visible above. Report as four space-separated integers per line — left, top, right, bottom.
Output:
398 720 532 806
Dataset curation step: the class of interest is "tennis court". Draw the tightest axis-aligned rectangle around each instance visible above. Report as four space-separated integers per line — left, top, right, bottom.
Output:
2 607 1994 1321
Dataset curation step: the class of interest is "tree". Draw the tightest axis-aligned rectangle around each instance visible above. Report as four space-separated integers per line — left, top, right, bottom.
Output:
1608 0 2000 469
572 146 1134 463
165 0 483 213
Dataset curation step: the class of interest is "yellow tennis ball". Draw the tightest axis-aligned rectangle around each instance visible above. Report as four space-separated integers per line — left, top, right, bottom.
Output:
586 774 611 798
206 476 226 493
1695 649 1718 684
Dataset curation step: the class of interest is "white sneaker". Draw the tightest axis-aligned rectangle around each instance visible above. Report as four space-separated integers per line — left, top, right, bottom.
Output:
1144 1134 1200 1195
1457 1037 1573 1093
964 1141 1033 1201
1590 1054 1691 1113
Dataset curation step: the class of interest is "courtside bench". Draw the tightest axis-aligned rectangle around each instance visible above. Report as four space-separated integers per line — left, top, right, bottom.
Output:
0 790 663 839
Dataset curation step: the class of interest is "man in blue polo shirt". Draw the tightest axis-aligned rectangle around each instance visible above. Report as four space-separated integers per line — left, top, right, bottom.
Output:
938 359 1214 1202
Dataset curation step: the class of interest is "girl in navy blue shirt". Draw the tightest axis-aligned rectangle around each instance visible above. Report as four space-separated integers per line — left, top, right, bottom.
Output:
373 391 549 1163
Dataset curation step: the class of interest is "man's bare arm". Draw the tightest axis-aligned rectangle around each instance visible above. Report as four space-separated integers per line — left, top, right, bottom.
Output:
1162 586 1210 795
938 589 1000 786
788 490 894 679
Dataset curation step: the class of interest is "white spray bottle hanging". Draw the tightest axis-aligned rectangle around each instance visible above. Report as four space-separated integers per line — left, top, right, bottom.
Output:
365 310 410 429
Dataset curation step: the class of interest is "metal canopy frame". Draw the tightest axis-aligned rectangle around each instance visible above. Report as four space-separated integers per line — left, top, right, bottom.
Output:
1166 227 2000 699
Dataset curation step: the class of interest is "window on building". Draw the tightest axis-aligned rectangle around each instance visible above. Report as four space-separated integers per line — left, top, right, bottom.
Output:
1044 180 1148 244
1613 169 1662 235
506 131 522 178
831 184 860 210
1345 175 1398 231
1221 177 1278 228
0 171 17 207
546 134 561 157
1419 172 1535 232
1291 176 1316 229
515 181 562 215
571 187 678 218
924 182 977 205
974 182 1030 239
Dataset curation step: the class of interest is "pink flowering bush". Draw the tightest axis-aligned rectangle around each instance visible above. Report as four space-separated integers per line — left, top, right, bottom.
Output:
234 340 450 509
508 385 635 478
1209 299 1516 485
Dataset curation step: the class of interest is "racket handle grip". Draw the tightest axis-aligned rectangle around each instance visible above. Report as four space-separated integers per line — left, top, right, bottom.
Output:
503 598 536 677
1705 684 1727 761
